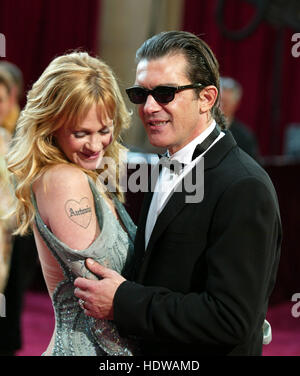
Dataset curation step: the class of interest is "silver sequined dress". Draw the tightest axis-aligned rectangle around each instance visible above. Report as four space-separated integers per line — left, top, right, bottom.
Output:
31 176 138 356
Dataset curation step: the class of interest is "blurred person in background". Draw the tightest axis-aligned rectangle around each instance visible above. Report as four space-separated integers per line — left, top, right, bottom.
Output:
0 61 23 135
0 68 13 153
0 155 15 294
220 76 259 160
0 150 16 356
0 64 36 356
0 67 14 292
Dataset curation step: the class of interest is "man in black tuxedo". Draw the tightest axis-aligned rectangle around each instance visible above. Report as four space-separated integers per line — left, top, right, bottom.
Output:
74 31 282 356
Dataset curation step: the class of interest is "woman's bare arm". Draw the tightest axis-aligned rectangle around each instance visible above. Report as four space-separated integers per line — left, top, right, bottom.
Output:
33 164 100 251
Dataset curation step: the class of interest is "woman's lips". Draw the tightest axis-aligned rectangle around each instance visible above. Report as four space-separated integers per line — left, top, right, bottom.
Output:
79 151 100 160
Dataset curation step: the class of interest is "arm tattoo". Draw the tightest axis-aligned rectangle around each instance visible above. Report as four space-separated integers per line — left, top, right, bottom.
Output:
64 197 92 229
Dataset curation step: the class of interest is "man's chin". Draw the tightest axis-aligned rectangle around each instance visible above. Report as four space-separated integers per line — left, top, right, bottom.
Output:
148 137 169 150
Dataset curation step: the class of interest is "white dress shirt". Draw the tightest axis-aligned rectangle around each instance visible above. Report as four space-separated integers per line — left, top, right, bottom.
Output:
145 120 224 249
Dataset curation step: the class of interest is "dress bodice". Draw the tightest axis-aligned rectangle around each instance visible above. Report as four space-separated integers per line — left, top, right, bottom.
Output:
32 175 138 356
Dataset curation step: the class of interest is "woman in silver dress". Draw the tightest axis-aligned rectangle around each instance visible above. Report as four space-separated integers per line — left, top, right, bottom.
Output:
7 52 137 356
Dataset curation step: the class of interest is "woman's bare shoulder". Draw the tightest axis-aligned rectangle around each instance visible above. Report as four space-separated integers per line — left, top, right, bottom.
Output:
43 164 87 185
33 164 89 197
32 164 99 250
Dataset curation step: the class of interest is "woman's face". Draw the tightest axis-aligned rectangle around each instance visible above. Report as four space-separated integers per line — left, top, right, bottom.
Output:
54 104 114 170
0 83 11 126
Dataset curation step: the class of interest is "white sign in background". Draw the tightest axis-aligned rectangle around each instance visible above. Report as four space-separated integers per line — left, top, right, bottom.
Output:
0 293 6 317
0 33 6 57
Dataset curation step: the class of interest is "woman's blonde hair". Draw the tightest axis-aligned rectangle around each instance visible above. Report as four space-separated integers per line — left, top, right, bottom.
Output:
7 51 131 235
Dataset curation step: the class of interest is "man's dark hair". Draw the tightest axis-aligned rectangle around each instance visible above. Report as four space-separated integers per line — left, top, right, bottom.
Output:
136 31 226 129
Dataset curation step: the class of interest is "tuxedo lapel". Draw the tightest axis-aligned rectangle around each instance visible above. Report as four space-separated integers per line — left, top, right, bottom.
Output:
146 186 186 252
137 173 194 281
203 130 237 171
135 130 237 281
131 164 159 279
134 190 152 246
134 161 160 245
146 131 237 248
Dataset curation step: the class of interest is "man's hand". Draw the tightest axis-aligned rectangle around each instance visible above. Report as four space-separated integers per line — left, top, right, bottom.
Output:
74 258 126 320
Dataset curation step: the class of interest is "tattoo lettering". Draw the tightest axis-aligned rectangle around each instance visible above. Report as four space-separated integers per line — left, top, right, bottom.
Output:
65 197 92 228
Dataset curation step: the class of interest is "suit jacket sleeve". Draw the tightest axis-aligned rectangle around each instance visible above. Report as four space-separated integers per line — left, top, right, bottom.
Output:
114 176 281 347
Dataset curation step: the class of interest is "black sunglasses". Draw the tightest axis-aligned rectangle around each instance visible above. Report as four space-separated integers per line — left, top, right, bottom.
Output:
126 83 203 104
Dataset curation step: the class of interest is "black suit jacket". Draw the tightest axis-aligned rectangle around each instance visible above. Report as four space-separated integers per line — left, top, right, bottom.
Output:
115 131 282 356
230 119 259 160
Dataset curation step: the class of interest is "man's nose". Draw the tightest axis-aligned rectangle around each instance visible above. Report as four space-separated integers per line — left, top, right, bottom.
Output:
142 94 162 114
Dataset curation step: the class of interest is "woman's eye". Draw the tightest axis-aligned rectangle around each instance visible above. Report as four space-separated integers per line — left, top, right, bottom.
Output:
99 127 110 135
74 132 86 138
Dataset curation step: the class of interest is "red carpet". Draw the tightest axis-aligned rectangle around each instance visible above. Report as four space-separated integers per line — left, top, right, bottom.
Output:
16 291 300 356
16 291 54 356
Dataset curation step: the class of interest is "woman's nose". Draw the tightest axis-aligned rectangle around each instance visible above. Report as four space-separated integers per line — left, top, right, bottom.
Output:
85 134 101 152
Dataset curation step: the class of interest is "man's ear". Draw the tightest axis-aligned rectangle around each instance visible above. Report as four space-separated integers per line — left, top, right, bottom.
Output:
199 85 218 113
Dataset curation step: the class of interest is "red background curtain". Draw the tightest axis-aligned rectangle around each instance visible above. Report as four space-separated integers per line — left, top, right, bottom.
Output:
0 0 100 107
183 0 300 156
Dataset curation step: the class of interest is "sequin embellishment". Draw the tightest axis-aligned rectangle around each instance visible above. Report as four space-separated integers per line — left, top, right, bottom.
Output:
32 176 138 356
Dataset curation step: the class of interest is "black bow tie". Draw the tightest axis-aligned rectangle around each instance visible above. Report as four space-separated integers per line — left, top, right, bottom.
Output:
158 126 221 173
158 157 185 175
191 126 220 160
